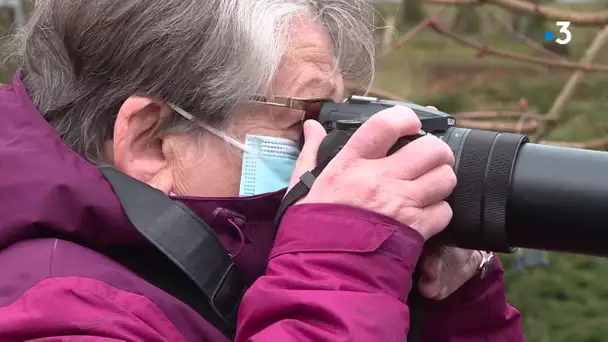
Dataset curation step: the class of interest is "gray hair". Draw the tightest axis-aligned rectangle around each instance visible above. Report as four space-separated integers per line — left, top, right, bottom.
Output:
10 0 376 164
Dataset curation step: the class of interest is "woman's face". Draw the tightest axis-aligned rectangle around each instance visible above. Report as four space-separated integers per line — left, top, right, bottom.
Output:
109 17 344 198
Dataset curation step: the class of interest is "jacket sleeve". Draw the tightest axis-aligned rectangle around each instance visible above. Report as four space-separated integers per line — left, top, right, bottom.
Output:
0 277 186 342
235 203 425 342
421 258 525 342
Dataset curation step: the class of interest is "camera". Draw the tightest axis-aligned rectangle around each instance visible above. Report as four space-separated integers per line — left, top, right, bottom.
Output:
316 95 608 257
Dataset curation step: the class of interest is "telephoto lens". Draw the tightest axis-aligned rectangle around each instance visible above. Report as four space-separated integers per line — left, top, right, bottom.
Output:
317 96 608 257
437 126 608 257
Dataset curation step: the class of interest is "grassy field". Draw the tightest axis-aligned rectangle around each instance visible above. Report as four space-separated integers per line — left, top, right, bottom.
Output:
3 2 608 341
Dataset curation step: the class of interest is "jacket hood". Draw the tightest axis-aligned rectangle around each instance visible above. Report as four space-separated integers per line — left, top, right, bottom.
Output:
0 71 283 282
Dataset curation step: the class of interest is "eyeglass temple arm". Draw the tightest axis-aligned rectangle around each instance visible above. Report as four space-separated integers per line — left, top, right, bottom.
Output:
249 95 335 111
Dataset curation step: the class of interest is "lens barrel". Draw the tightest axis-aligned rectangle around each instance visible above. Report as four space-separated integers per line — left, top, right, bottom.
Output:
507 143 608 257
435 127 608 257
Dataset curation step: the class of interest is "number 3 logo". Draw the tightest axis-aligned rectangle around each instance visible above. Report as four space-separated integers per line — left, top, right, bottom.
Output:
556 21 572 45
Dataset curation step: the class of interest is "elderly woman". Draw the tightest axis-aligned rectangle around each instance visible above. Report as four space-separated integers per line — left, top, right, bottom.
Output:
0 0 522 341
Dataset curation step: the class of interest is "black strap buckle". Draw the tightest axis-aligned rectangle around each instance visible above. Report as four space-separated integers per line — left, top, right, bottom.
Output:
209 262 246 325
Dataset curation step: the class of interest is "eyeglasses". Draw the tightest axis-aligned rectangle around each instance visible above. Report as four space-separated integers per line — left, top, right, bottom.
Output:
170 95 337 128
249 95 336 122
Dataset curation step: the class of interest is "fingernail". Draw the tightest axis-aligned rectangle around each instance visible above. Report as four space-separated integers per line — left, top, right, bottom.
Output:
437 285 449 300
430 284 441 298
302 120 310 138
437 259 444 272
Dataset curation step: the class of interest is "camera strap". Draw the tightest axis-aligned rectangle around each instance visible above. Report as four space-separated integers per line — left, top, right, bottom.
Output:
98 167 246 338
274 134 424 342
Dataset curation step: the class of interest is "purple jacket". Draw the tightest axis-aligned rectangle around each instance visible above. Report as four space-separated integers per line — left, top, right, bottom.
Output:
0 71 523 341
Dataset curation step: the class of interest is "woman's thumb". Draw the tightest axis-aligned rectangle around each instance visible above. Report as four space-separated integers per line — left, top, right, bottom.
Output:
288 120 327 190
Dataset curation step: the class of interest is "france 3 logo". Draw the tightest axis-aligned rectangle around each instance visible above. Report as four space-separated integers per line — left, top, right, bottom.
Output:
544 21 572 45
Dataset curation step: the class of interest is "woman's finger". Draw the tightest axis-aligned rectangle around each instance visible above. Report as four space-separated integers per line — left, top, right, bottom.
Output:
289 120 327 191
434 250 482 300
400 164 456 208
383 134 455 180
419 248 481 300
418 253 443 298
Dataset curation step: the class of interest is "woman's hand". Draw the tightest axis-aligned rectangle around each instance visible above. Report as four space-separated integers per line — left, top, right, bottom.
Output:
418 247 484 300
292 106 456 240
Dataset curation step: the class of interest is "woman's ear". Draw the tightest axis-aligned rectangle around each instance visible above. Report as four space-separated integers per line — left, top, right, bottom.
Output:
111 96 174 193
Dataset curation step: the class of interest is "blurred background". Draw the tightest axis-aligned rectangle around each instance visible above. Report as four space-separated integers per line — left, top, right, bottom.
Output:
2 1 608 341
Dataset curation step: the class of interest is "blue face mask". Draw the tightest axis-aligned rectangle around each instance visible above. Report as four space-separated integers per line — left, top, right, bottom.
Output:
238 135 299 197
167 104 300 197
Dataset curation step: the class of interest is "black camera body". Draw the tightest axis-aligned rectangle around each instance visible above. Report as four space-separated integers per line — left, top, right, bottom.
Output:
312 95 608 257
318 95 456 133
318 96 469 162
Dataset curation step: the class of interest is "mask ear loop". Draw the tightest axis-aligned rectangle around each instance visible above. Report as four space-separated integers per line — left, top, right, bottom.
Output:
167 103 259 156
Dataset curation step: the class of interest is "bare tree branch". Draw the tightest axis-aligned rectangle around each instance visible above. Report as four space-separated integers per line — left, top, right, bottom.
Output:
428 21 608 71
381 6 449 58
425 0 608 26
457 119 539 132
454 110 549 121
